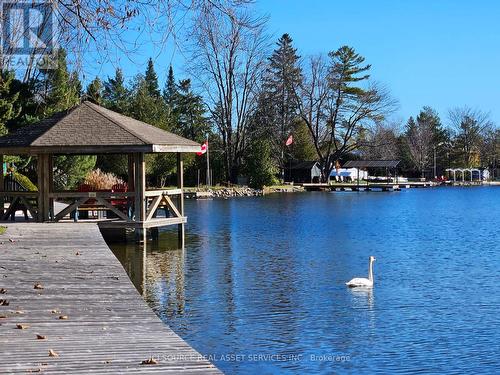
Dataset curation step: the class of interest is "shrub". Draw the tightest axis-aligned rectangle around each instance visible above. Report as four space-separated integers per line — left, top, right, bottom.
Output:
83 169 125 190
13 171 37 191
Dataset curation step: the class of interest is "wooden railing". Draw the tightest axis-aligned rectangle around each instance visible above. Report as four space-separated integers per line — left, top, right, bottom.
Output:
0 188 184 225
0 191 38 221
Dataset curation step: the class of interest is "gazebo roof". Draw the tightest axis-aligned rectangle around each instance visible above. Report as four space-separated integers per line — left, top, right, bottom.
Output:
0 101 201 154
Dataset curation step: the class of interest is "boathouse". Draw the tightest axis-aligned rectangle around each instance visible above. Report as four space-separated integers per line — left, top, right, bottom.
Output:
286 161 321 183
0 101 201 242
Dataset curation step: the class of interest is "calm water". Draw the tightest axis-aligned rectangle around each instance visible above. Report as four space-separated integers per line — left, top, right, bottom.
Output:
108 187 500 374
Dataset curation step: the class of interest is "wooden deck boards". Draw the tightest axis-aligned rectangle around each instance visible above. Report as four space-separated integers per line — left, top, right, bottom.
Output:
0 223 220 374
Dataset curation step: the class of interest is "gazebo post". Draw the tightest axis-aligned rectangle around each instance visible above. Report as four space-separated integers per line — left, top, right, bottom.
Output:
0 154 4 217
37 154 50 222
127 154 135 219
127 154 135 192
134 152 146 222
37 155 43 222
177 152 185 248
48 154 54 220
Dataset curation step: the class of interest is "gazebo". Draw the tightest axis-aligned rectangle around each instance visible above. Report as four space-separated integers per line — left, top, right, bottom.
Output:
0 101 201 244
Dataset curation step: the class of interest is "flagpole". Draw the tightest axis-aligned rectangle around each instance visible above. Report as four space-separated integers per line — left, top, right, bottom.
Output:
206 133 210 187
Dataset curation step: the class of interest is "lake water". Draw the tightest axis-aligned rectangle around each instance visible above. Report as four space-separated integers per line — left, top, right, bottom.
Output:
108 187 500 374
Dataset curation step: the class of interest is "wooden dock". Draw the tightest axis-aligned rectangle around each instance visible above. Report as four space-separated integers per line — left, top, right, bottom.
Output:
302 183 401 191
0 223 220 374
302 181 437 192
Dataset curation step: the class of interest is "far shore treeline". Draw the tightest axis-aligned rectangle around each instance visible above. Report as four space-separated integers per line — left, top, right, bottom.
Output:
0 2 498 189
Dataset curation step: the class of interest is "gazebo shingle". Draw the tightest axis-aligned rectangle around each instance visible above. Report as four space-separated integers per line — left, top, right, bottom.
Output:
0 101 201 154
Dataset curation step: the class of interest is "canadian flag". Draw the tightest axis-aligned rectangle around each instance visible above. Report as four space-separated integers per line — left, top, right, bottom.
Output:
197 141 208 156
285 135 293 146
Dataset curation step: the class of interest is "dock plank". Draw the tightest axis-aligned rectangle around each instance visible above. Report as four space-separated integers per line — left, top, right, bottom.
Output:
0 223 220 374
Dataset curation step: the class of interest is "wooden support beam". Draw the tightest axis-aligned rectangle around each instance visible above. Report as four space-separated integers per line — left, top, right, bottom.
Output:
48 154 54 220
128 154 135 192
19 196 38 221
164 195 182 218
0 154 3 217
145 195 163 222
36 154 45 222
2 196 19 220
53 197 88 221
42 154 50 221
177 153 184 248
95 197 130 221
134 153 146 222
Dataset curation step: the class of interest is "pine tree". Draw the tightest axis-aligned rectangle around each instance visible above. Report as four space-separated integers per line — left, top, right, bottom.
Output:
86 77 103 104
176 79 209 141
0 70 21 135
41 50 81 115
244 137 278 188
39 49 96 189
144 58 160 98
163 65 178 105
262 34 302 178
103 68 129 113
129 74 169 128
290 119 316 161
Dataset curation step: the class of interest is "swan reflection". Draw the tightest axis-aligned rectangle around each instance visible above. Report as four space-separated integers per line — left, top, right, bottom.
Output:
349 286 374 310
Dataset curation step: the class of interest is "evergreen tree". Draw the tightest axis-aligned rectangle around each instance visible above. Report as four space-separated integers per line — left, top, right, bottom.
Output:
103 68 129 113
144 58 160 98
290 119 316 161
0 70 21 135
98 68 130 177
85 77 103 104
38 49 96 189
163 65 178 106
41 50 81 115
263 34 302 177
416 106 450 175
129 74 169 128
244 137 278 188
176 79 210 141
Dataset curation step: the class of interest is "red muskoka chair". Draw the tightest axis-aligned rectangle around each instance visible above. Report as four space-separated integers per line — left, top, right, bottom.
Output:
111 183 129 212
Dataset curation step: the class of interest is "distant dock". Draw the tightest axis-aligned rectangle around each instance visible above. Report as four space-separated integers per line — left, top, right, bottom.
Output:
0 223 220 374
301 181 442 192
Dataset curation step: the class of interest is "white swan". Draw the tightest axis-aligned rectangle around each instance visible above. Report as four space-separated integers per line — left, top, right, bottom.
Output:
346 256 376 288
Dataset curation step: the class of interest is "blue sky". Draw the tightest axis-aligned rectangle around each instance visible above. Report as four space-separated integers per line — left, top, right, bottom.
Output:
89 0 500 126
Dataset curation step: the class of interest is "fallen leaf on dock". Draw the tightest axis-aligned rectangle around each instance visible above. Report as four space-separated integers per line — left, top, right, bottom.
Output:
48 349 58 357
50 309 60 314
8 238 15 242
0 288 6 294
0 315 7 319
58 315 68 320
16 323 29 329
33 283 44 290
15 310 24 314
27 368 41 373
36 334 47 340
141 357 159 365
75 251 81 255
0 299 9 306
